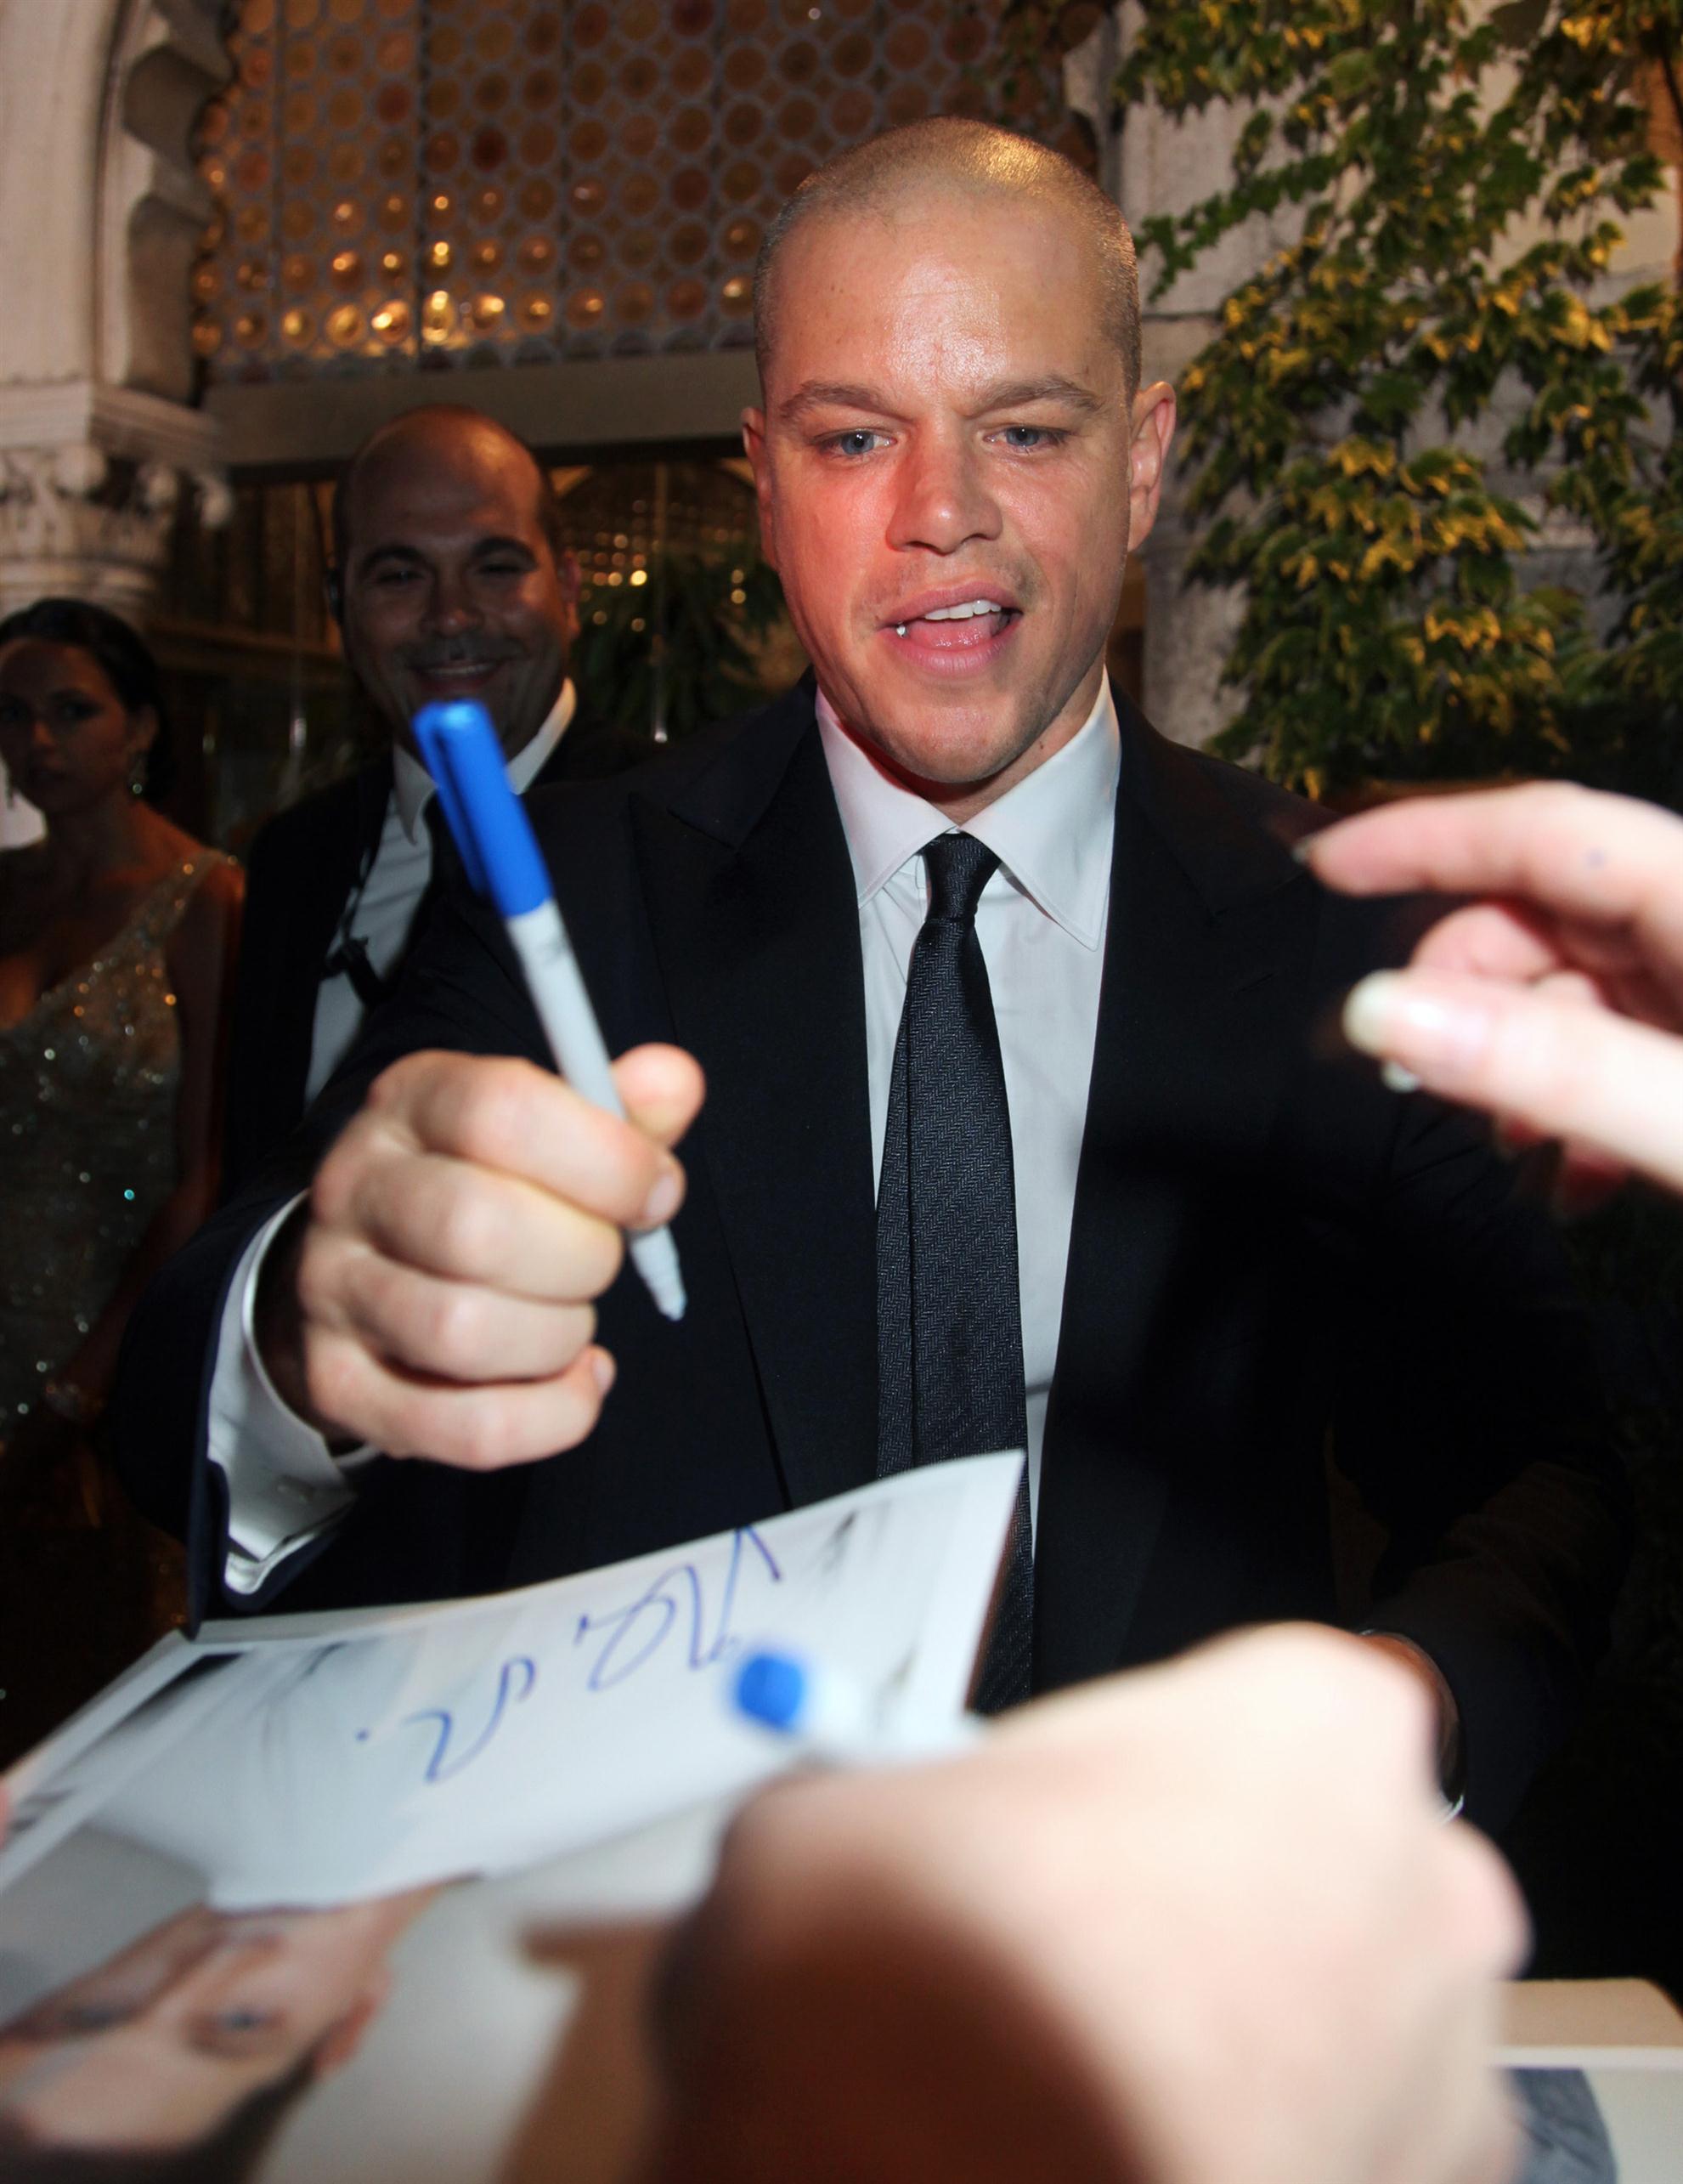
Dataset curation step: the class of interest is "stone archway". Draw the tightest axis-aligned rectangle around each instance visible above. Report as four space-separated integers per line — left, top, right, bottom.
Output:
0 0 233 622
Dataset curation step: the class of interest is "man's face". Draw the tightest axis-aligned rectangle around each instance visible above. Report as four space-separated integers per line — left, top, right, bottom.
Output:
0 1893 432 2151
338 422 579 761
745 190 1174 817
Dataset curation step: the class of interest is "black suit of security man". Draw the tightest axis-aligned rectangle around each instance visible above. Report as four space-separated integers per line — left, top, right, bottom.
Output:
222 706 635 1194
117 683 1628 1835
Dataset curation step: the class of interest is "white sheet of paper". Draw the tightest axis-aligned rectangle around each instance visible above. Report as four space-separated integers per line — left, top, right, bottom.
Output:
0 1454 1021 1910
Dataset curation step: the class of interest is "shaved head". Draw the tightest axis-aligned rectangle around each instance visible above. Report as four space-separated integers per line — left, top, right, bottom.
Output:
331 405 563 589
328 401 579 761
754 118 1140 399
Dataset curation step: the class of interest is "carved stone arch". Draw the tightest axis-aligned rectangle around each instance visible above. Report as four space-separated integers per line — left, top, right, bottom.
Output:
0 0 233 620
100 0 234 404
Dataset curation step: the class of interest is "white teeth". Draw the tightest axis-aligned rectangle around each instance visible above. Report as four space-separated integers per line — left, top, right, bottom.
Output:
923 598 1002 621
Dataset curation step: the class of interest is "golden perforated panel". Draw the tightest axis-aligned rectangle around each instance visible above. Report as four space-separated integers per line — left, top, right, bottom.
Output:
193 0 1102 382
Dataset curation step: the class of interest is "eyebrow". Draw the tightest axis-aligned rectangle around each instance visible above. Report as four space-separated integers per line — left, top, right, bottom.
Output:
778 375 1104 424
779 382 906 424
974 376 1104 416
354 535 538 575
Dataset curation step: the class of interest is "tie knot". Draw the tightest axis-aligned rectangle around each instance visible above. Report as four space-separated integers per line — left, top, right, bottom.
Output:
922 831 998 925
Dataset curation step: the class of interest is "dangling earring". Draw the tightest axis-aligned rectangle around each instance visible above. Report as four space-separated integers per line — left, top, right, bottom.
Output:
129 761 145 799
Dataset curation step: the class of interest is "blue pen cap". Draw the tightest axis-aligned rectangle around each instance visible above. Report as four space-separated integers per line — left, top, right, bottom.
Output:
412 699 552 919
734 1651 810 1736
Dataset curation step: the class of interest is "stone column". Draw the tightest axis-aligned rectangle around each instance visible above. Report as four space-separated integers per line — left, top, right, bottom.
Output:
0 0 232 626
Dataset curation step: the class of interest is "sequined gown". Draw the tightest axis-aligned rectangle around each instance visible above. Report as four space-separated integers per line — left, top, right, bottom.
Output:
0 854 234 1440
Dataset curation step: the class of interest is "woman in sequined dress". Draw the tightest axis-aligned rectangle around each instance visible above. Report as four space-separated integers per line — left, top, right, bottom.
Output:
0 601 242 1740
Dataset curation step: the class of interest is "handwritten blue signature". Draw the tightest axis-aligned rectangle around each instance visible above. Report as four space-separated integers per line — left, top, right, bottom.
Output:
391 1652 538 1784
573 1525 784 1692
364 1525 787 1782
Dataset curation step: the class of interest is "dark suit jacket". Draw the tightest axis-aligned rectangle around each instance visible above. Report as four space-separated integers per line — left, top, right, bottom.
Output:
222 702 638 1194
119 684 1628 1832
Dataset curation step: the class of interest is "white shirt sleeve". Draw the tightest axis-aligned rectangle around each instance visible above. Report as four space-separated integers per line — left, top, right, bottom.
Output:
206 1197 377 1598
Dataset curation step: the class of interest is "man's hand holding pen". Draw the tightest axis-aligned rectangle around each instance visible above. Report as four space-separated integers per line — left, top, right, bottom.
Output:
256 1044 703 1466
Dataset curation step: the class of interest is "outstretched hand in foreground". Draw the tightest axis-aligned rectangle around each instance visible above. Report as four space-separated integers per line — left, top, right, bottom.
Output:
1306 782 1683 1199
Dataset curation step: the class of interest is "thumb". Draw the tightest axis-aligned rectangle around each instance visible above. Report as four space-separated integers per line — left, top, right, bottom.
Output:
610 1043 707 1152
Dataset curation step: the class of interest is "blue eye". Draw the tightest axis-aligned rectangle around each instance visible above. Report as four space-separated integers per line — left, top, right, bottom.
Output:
998 426 1059 450
828 430 884 457
213 2008 277 2033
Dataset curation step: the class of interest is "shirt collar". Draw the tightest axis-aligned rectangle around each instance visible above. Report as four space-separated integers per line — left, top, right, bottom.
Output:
393 677 577 841
815 675 1119 949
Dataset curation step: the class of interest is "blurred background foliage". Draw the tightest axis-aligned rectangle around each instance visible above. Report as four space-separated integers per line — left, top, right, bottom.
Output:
571 548 787 745
1119 0 1683 805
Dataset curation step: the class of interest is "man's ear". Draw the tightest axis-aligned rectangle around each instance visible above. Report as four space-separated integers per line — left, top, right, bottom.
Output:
1125 381 1178 557
742 406 777 570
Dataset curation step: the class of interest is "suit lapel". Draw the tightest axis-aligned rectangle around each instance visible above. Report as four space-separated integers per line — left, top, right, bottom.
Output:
278 758 392 1118
631 692 880 1510
301 756 390 963
1035 705 1317 1689
536 703 632 785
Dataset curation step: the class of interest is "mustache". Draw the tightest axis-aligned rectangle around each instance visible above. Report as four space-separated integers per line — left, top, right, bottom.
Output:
397 640 522 670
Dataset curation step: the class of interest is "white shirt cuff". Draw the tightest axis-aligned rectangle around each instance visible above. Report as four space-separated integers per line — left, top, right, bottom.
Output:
206 1197 376 1597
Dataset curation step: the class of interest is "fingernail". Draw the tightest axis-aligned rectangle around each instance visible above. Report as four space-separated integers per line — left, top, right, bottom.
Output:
590 1348 616 1396
1342 973 1405 1056
639 1164 681 1227
1342 973 1490 1084
1290 835 1317 865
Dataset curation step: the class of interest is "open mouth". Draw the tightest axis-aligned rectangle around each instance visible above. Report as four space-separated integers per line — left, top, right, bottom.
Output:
884 597 1019 659
409 658 512 695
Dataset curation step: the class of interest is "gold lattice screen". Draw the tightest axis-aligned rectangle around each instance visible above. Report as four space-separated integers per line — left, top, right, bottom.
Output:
192 0 1102 383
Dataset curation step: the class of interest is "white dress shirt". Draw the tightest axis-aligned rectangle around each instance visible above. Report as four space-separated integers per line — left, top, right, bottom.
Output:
817 679 1119 1532
207 687 576 1593
306 684 574 1103
208 676 1120 1593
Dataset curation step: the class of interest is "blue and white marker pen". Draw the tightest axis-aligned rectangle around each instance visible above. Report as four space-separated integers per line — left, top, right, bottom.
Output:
412 698 686 1322
733 1649 982 1767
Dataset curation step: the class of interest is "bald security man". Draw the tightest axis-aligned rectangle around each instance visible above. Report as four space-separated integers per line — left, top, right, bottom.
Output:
118 122 1624 1839
222 405 636 1193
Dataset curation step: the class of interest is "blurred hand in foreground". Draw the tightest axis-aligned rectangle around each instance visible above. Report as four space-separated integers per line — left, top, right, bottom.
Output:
1306 782 1683 1200
645 1625 1526 2184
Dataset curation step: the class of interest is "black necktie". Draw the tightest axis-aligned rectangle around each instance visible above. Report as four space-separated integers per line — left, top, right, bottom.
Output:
876 832 1034 1712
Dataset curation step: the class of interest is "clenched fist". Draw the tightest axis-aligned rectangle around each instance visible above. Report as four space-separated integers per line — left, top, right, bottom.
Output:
257 1044 704 1467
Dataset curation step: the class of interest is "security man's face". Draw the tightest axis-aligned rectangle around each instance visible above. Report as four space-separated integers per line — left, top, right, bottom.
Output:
338 422 579 762
745 188 1174 821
